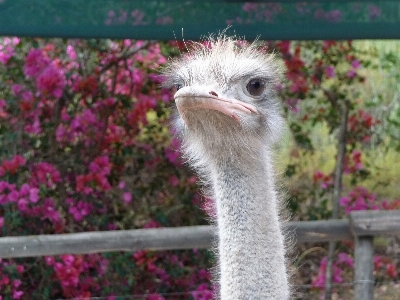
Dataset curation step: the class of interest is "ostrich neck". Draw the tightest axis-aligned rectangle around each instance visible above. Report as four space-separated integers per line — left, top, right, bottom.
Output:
209 150 289 300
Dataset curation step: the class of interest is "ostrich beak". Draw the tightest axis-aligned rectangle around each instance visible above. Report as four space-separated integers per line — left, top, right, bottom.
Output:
174 86 257 124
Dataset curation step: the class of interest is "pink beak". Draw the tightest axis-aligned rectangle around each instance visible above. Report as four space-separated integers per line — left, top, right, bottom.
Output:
174 86 257 124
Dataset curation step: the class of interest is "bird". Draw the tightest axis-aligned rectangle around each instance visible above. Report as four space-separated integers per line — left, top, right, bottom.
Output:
163 35 290 300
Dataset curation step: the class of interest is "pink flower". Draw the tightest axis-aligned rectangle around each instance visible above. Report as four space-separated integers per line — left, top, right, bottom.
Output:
351 59 361 69
340 186 378 213
12 290 23 300
191 283 213 300
62 254 75 266
168 175 180 187
19 183 30 196
337 252 354 268
66 45 77 60
165 138 181 165
16 265 24 273
347 69 356 78
29 187 39 203
17 199 29 212
11 84 23 95
68 201 93 222
13 279 21 288
55 124 68 142
285 98 301 114
311 256 345 289
339 196 350 207
24 118 42 135
45 256 55 266
36 65 66 98
386 263 397 278
0 38 18 64
325 65 336 78
0 217 4 228
122 192 132 204
142 219 161 229
0 155 26 175
42 198 61 224
30 162 61 188
24 49 50 77
89 156 111 176
0 46 14 64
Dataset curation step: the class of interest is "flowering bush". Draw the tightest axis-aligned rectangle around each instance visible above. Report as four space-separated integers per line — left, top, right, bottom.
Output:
0 38 215 299
273 39 399 296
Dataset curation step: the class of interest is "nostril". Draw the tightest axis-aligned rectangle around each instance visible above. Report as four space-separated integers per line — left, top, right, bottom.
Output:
209 91 218 97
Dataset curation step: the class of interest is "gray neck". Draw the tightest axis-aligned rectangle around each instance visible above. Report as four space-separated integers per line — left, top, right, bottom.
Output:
209 152 289 300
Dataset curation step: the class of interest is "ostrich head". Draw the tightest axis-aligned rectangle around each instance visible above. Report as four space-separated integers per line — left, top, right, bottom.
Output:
163 36 284 167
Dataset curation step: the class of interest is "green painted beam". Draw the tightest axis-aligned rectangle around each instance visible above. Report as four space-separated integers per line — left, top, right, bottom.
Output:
0 0 399 40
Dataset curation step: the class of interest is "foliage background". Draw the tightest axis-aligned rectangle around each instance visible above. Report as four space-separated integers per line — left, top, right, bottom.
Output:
0 35 398 299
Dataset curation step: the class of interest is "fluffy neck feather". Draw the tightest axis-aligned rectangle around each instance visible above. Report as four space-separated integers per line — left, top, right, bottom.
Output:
209 148 289 299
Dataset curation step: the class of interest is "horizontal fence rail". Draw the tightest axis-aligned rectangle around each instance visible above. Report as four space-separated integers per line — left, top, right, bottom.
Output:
0 210 399 259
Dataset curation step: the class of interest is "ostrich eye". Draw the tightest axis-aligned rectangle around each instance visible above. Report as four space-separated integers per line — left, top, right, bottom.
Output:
246 79 265 97
175 84 183 91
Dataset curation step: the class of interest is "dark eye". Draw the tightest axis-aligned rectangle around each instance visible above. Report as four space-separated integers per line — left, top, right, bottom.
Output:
246 79 265 97
175 84 183 91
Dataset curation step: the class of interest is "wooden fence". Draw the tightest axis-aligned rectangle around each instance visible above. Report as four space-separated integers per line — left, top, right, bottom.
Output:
0 210 399 300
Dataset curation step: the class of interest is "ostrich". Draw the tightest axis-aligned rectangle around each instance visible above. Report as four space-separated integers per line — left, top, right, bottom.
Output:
163 36 290 299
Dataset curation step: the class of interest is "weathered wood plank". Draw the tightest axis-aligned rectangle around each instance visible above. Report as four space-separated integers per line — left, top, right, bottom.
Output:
3 211 397 259
354 236 374 300
0 226 215 258
350 210 400 236
286 219 351 243
0 219 353 258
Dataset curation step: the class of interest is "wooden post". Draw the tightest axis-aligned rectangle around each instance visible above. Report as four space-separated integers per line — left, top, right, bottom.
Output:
354 236 374 300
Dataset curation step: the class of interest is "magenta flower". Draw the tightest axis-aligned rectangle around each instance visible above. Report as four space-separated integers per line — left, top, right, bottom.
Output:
347 69 356 78
325 65 336 78
24 49 50 77
36 65 66 98
311 256 344 289
12 290 23 300
17 199 28 212
340 186 378 214
285 98 301 114
191 283 214 300
24 118 42 135
68 201 93 221
337 252 354 268
45 256 55 266
11 84 23 95
122 192 132 204
31 162 61 188
165 138 181 165
16 265 24 273
42 198 61 224
351 59 361 69
66 45 77 60
89 156 111 176
0 38 18 64
29 187 39 203
0 46 14 64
